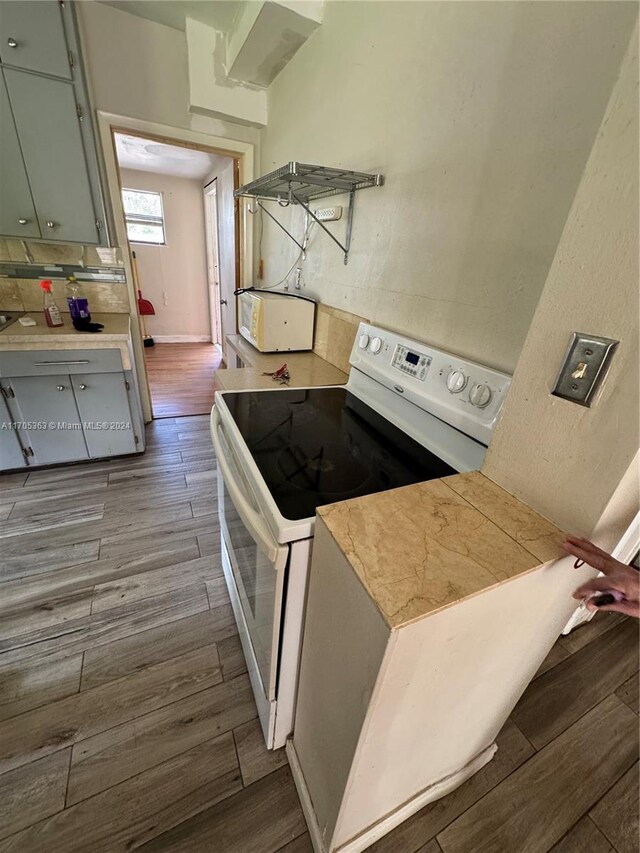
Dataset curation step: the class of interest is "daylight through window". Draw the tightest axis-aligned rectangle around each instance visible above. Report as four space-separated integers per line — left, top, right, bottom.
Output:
122 189 166 245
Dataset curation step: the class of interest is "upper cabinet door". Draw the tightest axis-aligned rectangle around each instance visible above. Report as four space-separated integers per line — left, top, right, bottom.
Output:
0 73 39 238
4 67 100 244
0 0 72 79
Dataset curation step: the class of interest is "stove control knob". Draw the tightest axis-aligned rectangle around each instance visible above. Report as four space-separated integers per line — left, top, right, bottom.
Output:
469 383 492 408
370 336 383 354
446 369 467 393
358 333 370 350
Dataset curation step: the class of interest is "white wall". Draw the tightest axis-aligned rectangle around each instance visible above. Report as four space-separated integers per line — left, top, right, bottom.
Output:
203 156 237 348
120 169 211 340
259 1 637 372
77 1 260 146
483 26 639 537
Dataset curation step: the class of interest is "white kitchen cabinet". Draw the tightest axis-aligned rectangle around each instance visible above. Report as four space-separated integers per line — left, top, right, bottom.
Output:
289 508 578 853
0 0 72 79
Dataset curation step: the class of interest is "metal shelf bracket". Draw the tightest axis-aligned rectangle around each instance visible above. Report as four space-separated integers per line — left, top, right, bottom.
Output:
235 162 383 266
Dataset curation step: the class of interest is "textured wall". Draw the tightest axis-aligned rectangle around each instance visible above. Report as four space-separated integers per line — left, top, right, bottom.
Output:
120 169 210 339
483 26 639 536
259 1 637 372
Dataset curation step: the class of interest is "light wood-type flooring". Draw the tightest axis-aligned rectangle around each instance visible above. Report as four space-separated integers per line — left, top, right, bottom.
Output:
0 414 638 852
144 343 223 418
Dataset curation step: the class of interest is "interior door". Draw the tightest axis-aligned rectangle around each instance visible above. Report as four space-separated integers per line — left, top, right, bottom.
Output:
0 73 39 238
203 180 222 346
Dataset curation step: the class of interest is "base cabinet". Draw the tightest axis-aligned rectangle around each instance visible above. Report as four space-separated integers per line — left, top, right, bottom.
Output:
0 348 141 470
71 372 137 457
0 394 27 468
8 374 87 465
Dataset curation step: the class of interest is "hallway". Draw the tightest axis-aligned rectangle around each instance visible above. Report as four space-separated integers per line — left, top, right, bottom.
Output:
144 343 224 418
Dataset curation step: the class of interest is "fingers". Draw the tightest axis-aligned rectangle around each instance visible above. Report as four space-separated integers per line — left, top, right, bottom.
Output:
572 577 620 599
562 541 608 572
563 535 612 560
586 599 640 618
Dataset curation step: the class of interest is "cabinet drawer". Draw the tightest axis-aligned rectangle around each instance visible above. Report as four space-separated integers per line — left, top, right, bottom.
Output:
0 348 123 377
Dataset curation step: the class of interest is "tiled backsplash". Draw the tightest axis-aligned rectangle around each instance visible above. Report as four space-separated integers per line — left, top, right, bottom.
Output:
0 238 130 314
0 238 124 268
313 304 367 374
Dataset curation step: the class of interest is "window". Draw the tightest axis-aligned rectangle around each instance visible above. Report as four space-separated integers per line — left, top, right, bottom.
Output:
122 189 166 245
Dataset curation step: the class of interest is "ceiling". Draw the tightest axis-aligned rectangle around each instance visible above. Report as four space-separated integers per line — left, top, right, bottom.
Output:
115 133 229 180
99 0 245 33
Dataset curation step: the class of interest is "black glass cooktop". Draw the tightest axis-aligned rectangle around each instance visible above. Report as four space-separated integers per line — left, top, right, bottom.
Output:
223 387 456 521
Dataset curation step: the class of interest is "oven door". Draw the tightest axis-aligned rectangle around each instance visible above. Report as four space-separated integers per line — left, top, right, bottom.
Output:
211 406 288 703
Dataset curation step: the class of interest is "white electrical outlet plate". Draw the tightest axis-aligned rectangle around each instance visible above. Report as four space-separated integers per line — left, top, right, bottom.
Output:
314 206 342 222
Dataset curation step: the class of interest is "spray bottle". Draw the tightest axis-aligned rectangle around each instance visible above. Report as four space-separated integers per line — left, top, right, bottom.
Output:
66 274 91 321
40 280 64 327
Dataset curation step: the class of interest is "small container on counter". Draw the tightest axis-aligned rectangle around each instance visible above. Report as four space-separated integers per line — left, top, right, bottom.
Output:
40 279 64 327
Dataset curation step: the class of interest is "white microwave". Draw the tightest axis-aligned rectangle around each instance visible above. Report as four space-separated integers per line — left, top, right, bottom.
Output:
238 291 315 353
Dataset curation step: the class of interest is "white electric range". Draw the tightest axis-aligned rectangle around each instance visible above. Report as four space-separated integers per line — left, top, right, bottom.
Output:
210 322 511 748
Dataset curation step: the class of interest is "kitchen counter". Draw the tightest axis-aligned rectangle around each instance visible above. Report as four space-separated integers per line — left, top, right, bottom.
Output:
218 333 348 391
0 313 133 368
291 472 574 852
0 313 130 344
318 470 566 627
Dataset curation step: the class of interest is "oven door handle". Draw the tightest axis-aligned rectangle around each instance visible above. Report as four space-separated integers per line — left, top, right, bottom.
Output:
210 407 286 567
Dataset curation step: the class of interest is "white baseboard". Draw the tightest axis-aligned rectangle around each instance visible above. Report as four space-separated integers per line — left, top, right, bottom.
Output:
150 335 213 343
287 738 497 853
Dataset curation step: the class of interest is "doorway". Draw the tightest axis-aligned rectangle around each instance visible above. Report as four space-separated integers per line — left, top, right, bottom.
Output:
112 131 238 417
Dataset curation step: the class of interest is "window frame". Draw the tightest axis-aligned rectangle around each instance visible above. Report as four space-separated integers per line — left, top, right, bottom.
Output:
121 187 167 246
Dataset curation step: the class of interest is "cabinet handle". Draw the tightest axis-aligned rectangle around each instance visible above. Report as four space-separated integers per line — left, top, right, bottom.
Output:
46 221 57 229
78 384 87 391
34 360 90 365
7 37 18 48
18 218 29 225
56 385 65 391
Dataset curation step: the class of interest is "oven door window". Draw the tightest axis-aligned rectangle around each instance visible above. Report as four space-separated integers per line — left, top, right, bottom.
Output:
220 476 288 702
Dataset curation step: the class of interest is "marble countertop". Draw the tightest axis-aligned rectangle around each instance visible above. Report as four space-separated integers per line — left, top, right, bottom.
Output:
0 313 130 345
218 334 348 391
318 470 566 628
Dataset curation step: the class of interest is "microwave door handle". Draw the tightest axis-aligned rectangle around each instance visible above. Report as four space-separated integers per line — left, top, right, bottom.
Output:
210 408 285 568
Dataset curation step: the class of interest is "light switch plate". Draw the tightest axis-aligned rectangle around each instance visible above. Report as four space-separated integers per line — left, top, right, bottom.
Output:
552 332 619 407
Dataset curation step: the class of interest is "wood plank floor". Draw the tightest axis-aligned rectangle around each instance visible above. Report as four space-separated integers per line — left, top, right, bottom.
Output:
144 343 224 418
0 414 638 852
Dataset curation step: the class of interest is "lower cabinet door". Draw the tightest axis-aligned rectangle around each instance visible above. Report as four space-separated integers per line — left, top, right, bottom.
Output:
71 373 137 457
9 375 88 465
0 395 27 470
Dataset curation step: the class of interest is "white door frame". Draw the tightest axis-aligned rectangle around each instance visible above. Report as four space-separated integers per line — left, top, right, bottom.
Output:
96 111 254 421
203 179 222 347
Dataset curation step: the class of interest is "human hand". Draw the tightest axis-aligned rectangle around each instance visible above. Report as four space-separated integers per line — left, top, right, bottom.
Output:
561 535 640 618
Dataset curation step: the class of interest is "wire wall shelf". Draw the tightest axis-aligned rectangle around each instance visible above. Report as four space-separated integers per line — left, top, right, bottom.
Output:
234 162 384 264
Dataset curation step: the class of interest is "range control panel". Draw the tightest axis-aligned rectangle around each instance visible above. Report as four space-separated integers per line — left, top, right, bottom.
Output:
350 323 512 446
391 344 431 380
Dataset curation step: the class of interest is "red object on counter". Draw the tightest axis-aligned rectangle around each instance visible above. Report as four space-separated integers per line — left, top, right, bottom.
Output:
40 279 64 327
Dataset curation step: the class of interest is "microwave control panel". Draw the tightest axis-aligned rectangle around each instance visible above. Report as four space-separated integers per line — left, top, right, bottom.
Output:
391 344 431 380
